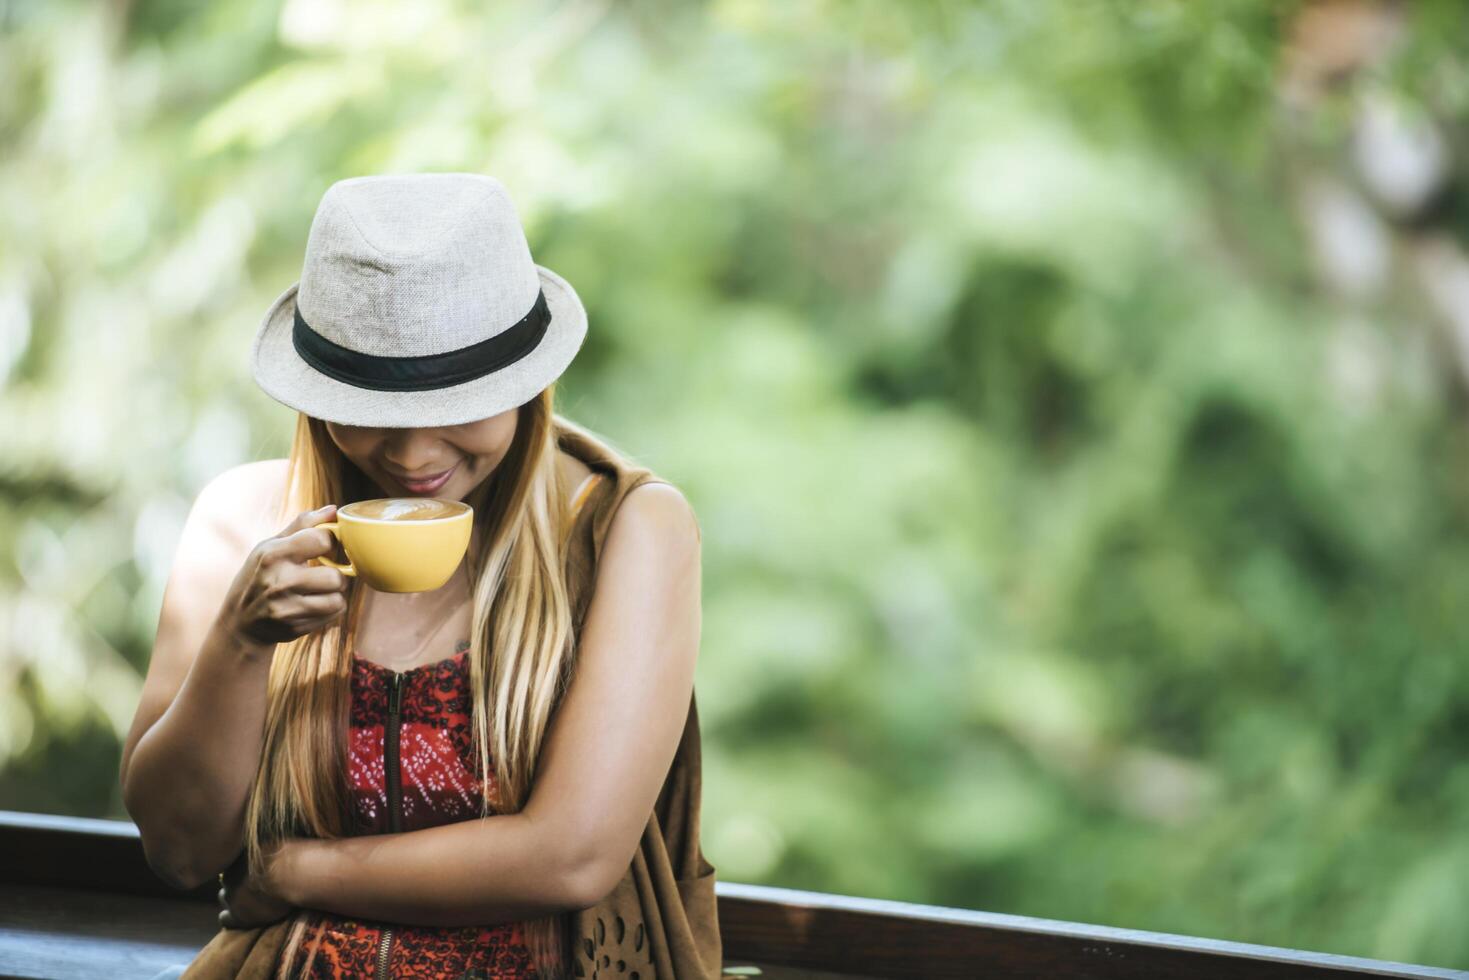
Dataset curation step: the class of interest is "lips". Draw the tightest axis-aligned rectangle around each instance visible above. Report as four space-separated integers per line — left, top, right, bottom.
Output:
392 461 459 494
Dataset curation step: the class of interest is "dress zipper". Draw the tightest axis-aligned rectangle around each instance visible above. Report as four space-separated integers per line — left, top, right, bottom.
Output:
374 670 405 980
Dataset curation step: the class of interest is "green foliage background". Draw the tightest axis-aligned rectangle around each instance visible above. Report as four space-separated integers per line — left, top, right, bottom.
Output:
4 0 1469 969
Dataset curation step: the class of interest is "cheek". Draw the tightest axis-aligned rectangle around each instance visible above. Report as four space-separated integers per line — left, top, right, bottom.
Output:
465 444 505 470
465 422 517 459
326 425 374 457
341 440 389 475
345 440 380 464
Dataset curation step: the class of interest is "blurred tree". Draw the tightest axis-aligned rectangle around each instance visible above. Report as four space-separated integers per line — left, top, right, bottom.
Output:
2 0 1469 968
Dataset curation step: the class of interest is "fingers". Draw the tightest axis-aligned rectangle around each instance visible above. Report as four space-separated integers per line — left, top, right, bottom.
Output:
261 508 342 562
292 563 351 594
293 591 349 619
248 545 350 601
269 524 343 564
279 504 337 537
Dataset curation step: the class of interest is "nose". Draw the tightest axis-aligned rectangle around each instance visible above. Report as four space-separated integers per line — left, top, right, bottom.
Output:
380 430 455 474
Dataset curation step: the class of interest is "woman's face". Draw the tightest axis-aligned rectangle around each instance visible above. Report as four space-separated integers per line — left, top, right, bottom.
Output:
325 408 519 501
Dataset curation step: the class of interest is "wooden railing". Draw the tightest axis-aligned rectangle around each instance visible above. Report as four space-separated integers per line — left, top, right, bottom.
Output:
0 810 1464 980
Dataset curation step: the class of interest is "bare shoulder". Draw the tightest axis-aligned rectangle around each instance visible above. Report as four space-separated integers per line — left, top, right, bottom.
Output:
168 457 292 623
607 480 702 553
161 459 291 612
198 458 292 551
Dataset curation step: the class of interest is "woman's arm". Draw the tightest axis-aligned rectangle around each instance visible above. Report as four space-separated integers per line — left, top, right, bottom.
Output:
276 482 704 926
277 813 575 926
120 463 283 890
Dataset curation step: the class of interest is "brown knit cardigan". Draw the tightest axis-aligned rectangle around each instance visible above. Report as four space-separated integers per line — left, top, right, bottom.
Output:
178 418 722 980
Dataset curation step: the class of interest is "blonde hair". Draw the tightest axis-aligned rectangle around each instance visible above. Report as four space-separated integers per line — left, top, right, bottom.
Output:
244 383 578 979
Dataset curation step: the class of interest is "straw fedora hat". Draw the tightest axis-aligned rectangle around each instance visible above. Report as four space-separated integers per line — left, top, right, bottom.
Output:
251 172 587 428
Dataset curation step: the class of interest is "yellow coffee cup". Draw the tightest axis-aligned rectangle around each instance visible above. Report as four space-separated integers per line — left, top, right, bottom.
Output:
314 498 473 593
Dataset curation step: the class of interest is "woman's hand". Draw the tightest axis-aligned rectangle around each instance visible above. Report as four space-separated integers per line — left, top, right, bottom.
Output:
217 503 350 651
218 840 295 930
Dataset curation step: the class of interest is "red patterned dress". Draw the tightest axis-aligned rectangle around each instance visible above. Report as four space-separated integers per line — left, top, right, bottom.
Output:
277 639 541 979
279 472 603 979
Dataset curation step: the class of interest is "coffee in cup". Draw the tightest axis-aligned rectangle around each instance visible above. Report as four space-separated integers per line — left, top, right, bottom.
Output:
314 498 473 592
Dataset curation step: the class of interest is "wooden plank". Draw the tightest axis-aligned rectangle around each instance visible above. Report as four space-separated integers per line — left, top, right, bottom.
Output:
721 967 868 980
2 811 1464 980
0 883 854 980
0 810 215 904
717 882 1469 980
0 884 215 980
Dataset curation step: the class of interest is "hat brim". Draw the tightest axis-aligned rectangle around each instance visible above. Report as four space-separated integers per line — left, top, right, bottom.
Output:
250 264 588 427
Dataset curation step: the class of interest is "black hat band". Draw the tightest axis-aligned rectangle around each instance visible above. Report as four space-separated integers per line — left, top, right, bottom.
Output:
292 288 551 393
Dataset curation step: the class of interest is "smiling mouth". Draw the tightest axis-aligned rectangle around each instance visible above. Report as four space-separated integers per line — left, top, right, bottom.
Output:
391 461 460 490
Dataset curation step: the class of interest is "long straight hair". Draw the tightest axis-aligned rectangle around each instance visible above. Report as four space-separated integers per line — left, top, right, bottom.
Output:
243 383 578 979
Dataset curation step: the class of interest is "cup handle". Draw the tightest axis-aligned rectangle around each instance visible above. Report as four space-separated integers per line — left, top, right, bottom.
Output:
313 522 357 577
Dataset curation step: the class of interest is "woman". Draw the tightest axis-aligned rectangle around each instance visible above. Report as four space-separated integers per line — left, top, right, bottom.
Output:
119 173 722 979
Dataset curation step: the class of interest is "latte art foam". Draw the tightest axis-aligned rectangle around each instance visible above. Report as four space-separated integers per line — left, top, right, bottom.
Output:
345 498 467 521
